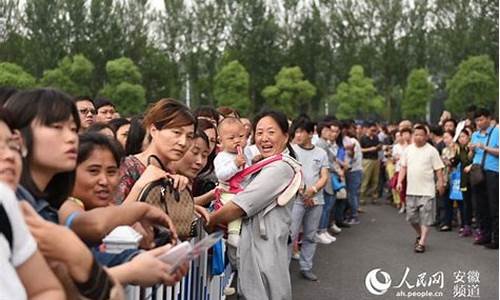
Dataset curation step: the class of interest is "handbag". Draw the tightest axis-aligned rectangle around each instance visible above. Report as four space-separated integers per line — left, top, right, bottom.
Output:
469 129 493 186
137 155 196 239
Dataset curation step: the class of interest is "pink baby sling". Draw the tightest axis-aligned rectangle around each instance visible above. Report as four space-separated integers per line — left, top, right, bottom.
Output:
213 154 302 210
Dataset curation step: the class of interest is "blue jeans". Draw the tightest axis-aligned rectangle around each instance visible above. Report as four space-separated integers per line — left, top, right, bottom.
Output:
346 170 362 219
92 247 140 267
318 191 335 232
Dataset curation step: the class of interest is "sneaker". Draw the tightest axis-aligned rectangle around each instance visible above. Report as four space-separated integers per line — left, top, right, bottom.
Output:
346 217 360 225
223 287 236 296
337 222 351 228
357 208 366 213
315 233 332 244
330 223 342 233
227 233 240 247
459 226 472 237
301 270 318 281
323 232 337 242
398 204 406 214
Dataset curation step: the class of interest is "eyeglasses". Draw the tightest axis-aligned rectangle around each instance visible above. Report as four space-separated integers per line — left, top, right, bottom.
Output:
79 108 97 115
0 137 27 157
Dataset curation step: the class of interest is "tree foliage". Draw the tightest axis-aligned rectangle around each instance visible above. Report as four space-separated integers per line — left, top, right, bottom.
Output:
0 62 36 89
402 69 435 121
214 61 251 115
0 0 497 120
262 66 316 118
331 65 384 120
446 55 498 115
40 54 94 96
99 57 145 116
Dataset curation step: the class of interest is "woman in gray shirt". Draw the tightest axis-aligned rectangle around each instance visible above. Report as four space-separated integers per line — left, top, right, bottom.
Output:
207 110 300 300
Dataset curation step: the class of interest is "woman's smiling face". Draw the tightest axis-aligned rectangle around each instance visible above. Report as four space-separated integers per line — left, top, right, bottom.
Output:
254 116 288 158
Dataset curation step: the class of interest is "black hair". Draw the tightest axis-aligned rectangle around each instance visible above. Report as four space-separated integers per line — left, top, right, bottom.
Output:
87 123 115 137
108 118 131 135
95 98 115 110
292 119 315 134
330 120 344 148
253 110 295 158
322 115 337 123
443 118 457 128
193 129 213 176
430 126 443 137
443 129 455 137
0 107 15 133
364 121 376 128
125 115 146 156
460 128 470 136
400 127 413 135
0 87 18 106
414 125 428 134
316 121 332 136
73 96 95 107
474 108 491 119
78 132 124 167
4 88 80 208
196 118 217 176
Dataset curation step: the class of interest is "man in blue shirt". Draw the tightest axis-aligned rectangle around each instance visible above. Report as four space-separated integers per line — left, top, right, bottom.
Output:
469 108 499 249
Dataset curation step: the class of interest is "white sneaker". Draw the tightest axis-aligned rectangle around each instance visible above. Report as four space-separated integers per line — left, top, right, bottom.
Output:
315 233 332 244
398 204 406 214
323 232 337 242
330 223 342 233
227 233 240 247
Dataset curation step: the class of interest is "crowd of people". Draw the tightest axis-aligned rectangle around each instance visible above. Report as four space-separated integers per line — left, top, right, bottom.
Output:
0 86 498 300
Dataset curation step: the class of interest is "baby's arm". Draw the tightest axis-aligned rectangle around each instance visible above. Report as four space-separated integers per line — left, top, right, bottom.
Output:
214 153 242 182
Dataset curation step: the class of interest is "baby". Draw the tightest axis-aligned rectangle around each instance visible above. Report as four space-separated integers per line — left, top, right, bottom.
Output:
214 117 251 247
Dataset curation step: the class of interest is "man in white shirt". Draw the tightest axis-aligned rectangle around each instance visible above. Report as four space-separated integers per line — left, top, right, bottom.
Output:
397 125 445 253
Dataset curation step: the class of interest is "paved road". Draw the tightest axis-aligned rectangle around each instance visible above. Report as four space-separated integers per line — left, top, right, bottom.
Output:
290 202 498 300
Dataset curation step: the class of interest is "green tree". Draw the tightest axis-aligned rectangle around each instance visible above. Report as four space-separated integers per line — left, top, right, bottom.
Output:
262 66 316 117
446 55 499 115
40 54 94 96
402 69 435 120
214 60 251 115
331 65 384 120
0 62 36 89
99 57 146 116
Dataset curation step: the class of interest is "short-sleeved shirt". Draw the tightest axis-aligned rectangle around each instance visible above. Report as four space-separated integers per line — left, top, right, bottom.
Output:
116 155 147 204
232 158 296 300
349 138 363 171
360 135 380 160
471 127 499 173
292 144 329 205
401 143 444 197
1 183 37 300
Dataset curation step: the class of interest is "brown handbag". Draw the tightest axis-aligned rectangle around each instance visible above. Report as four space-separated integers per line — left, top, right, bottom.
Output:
137 155 196 239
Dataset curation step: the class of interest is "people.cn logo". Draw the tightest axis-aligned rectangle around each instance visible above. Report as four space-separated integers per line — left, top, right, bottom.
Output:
365 268 392 296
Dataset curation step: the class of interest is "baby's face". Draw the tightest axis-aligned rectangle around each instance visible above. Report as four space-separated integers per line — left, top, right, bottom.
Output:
219 122 247 153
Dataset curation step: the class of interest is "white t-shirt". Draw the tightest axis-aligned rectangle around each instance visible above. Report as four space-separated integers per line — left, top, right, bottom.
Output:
349 138 363 171
392 143 407 172
401 143 445 197
0 183 37 300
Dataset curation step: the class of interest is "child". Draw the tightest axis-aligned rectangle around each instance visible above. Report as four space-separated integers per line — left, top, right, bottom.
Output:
214 117 251 247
